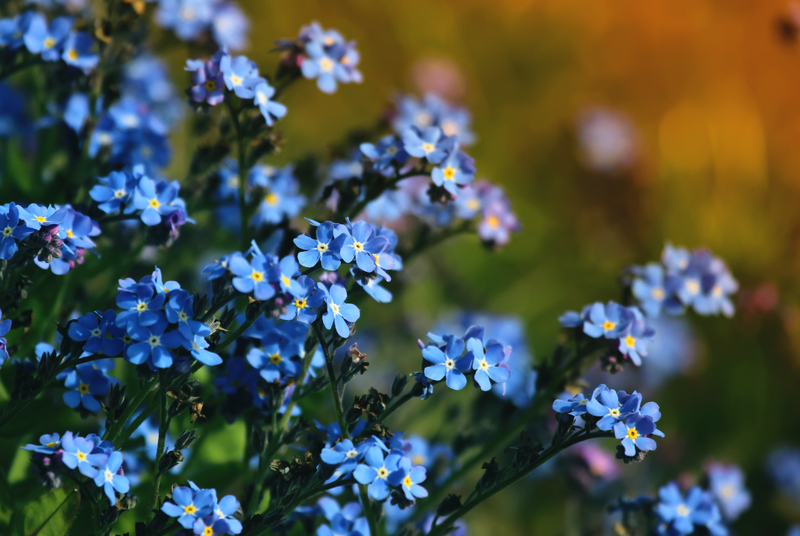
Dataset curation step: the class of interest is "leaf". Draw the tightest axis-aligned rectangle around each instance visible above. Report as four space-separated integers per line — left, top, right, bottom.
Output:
11 488 81 536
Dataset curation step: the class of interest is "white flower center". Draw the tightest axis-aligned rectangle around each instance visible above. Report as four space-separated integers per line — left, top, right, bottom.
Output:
147 335 161 348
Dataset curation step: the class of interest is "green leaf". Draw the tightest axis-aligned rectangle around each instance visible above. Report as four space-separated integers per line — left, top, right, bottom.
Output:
11 488 81 536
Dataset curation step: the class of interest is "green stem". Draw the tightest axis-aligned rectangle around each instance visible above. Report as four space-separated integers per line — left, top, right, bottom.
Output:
115 390 161 448
225 98 249 250
150 374 169 513
358 485 380 536
312 322 348 438
374 391 414 426
104 379 158 442
0 56 44 83
426 430 613 536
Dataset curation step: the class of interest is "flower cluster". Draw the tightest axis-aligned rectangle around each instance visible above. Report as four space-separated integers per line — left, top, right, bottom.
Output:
67 267 222 370
419 325 511 393
559 301 655 366
655 482 727 536
59 356 117 414
631 244 738 318
278 21 362 94
0 11 98 71
214 162 306 232
185 49 287 126
320 433 429 502
1 202 100 274
161 480 243 535
22 432 130 506
553 384 663 460
156 0 249 50
90 165 193 240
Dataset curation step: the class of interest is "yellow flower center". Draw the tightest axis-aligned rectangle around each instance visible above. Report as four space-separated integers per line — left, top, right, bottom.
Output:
203 527 214 536
626 427 638 441
205 80 217 91
67 49 78 61
676 504 690 517
34 216 47 223
421 142 435 154
184 504 197 515
712 285 722 297
411 454 425 465
651 287 665 300
136 301 148 312
403 475 413 487
441 119 459 137
385 145 398 155
685 279 700 295
294 298 307 309
609 408 621 418
258 92 267 105
373 253 380 266
46 442 58 448
479 359 489 371
316 242 329 253
78 383 89 394
466 199 480 211
269 353 282 364
66 229 75 239
265 193 279 206
43 37 56 49
602 321 616 331
330 303 340 315
230 74 243 86
352 241 364 253
3 227 13 237
281 275 291 287
149 198 160 209
442 166 456 181
377 468 389 479
625 335 636 348
486 215 500 229
178 312 188 322
77 451 87 462
251 271 264 282
319 57 334 72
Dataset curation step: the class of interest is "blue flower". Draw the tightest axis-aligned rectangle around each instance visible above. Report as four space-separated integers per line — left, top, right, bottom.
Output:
294 221 346 271
281 275 324 324
320 438 372 476
617 308 655 366
193 516 231 536
656 483 721 536
321 283 360 338
246 334 300 383
90 170 135 214
177 322 222 367
161 485 216 529
22 433 62 454
125 317 183 369
414 372 434 399
582 301 630 339
250 165 305 227
132 176 179 226
229 250 278 301
62 364 112 413
156 0 214 40
389 456 429 501
360 135 410 170
340 220 388 273
353 446 403 500
0 203 34 260
468 338 510 391
613 414 658 456
586 385 641 431
253 81 286 126
0 12 35 50
68 310 124 356
392 93 475 146
62 32 98 70
18 203 64 230
631 263 678 317
61 431 108 478
315 497 369 536
300 40 349 94
552 393 590 416
93 451 130 506
431 148 476 195
212 2 249 51
186 52 225 106
706 462 751 521
422 335 470 390
209 494 242 534
24 14 71 61
402 126 453 164
116 283 166 329
220 54 261 99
